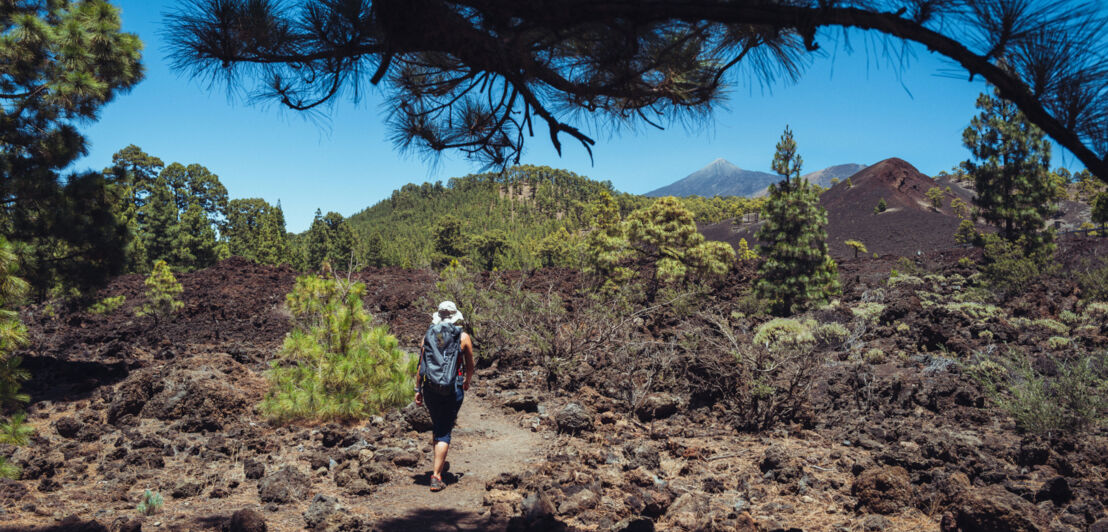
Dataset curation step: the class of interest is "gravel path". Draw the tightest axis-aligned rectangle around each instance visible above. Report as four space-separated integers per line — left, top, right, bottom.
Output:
367 391 545 530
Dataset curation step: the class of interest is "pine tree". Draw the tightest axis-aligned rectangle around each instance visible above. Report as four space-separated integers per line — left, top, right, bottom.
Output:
538 227 574 267
954 219 980 245
104 146 164 272
1092 192 1108 233
963 89 1056 252
474 230 510 270
1 2 142 297
431 215 468 266
138 179 181 269
0 238 29 409
176 202 220 270
261 274 415 421
755 127 840 316
136 260 184 327
624 197 734 300
226 198 290 265
583 191 632 292
361 231 385 268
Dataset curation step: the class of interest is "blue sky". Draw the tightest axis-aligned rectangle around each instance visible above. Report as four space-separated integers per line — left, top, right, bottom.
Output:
71 1 1054 232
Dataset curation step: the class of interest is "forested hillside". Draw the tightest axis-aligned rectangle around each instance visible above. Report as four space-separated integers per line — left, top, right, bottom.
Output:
344 165 762 269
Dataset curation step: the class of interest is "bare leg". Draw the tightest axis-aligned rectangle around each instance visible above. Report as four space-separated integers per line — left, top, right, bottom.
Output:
432 441 449 480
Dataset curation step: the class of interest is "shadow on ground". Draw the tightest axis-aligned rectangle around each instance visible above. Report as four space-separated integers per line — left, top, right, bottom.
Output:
373 508 496 532
410 469 464 487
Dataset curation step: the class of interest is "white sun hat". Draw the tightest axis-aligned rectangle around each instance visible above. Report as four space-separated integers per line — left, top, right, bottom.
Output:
432 301 464 325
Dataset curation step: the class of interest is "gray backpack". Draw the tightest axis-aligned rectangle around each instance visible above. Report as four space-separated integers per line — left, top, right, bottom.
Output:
420 323 462 396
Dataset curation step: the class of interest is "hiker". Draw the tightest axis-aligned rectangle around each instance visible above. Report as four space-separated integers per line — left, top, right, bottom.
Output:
414 301 475 492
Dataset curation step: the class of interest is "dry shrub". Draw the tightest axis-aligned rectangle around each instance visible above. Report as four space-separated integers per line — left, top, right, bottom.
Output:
676 314 830 431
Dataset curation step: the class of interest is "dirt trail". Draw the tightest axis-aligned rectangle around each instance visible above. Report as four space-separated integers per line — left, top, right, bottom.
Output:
366 392 546 530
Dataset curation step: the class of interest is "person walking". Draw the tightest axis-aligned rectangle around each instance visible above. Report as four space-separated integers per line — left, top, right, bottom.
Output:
414 301 475 492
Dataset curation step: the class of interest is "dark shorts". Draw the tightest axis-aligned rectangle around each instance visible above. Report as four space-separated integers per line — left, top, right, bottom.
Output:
423 380 464 443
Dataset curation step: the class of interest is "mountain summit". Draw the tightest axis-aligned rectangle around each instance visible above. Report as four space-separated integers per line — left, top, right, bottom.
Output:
648 159 866 198
645 159 779 197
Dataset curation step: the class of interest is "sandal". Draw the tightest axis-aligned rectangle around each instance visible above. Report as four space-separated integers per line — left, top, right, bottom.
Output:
430 474 445 492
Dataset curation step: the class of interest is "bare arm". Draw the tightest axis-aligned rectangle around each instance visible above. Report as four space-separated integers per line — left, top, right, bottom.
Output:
414 338 425 405
461 332 475 390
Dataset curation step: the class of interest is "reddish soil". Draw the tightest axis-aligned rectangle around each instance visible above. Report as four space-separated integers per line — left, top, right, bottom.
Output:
2 246 1107 531
702 158 976 259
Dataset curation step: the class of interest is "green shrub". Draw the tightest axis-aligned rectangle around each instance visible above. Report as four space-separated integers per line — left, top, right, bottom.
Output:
979 330 995 342
943 302 1003 321
136 490 163 516
1075 325 1099 337
975 350 1108 438
753 318 815 352
887 275 924 288
733 291 766 318
1084 302 1108 320
980 234 1055 297
957 256 975 268
895 322 911 334
260 274 416 422
1059 310 1081 326
811 322 850 348
850 303 885 323
1032 319 1068 334
864 348 886 364
703 317 829 430
88 295 126 315
1077 263 1108 302
1047 336 1072 350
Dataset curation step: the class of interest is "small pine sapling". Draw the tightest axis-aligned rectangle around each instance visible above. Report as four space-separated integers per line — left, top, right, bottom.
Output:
0 237 29 409
0 412 33 446
927 187 944 209
136 260 183 327
844 240 868 258
954 219 979 245
951 197 970 219
136 490 164 515
874 198 887 214
737 238 758 261
260 274 415 421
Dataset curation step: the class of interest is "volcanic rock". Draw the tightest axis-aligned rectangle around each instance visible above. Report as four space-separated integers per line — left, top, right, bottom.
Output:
257 465 310 504
402 402 433 432
243 458 265 480
53 416 83 439
555 403 591 434
634 393 682 421
852 465 911 514
944 485 1042 532
303 494 342 529
229 508 267 532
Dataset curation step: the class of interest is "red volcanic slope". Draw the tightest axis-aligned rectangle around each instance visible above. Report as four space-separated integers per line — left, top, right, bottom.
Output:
702 158 969 259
